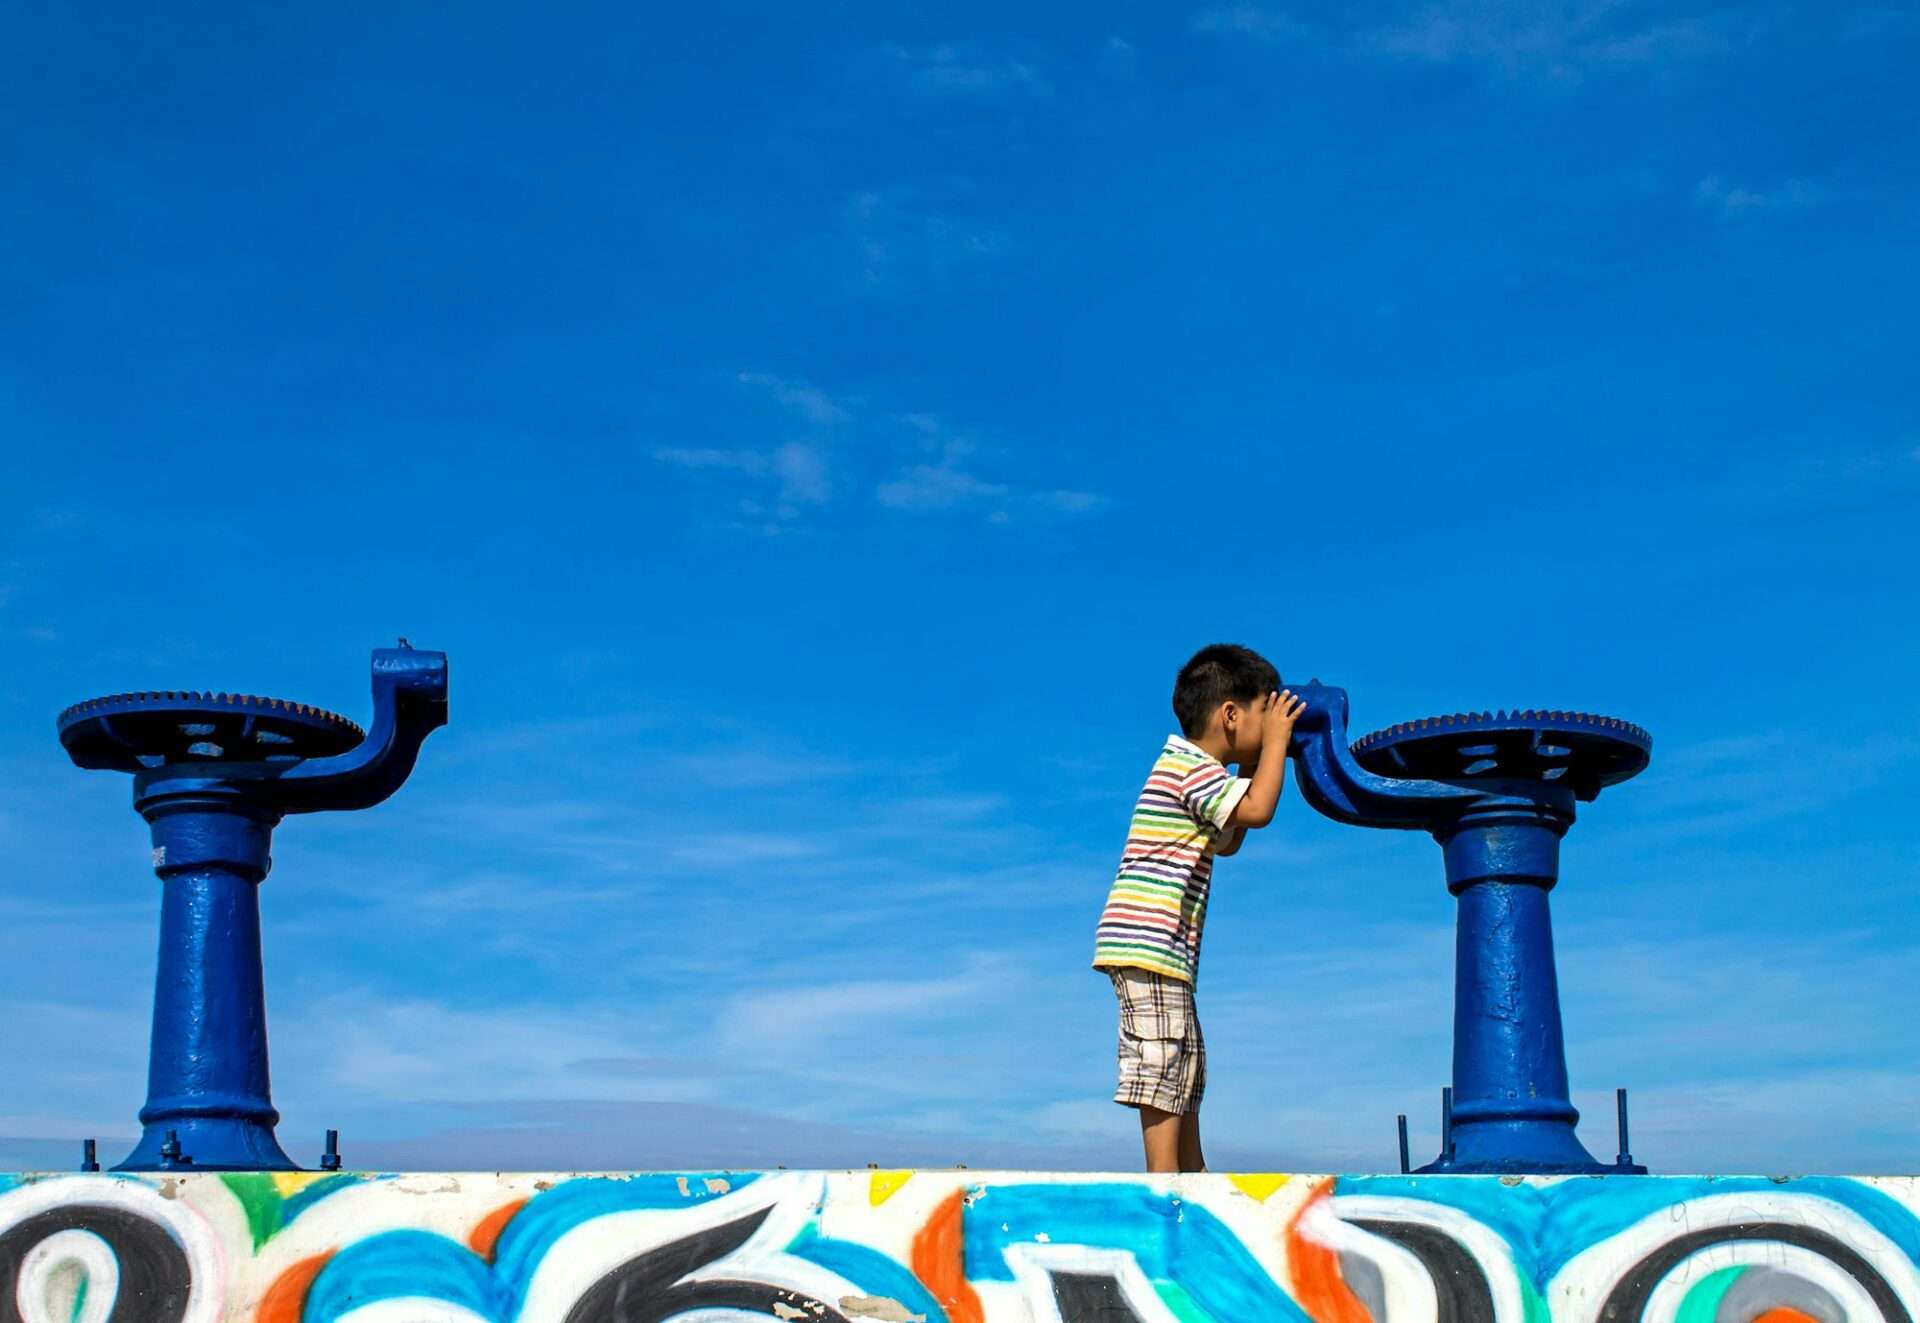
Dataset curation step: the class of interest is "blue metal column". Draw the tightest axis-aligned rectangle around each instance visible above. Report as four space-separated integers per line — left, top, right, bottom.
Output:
1436 805 1597 1171
129 804 286 1169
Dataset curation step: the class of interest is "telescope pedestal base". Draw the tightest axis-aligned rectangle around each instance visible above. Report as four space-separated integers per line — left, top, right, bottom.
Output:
116 1115 297 1173
1419 1116 1643 1175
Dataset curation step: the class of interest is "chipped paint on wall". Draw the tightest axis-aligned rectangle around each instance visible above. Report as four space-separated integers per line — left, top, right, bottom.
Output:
1 1169 1917 1321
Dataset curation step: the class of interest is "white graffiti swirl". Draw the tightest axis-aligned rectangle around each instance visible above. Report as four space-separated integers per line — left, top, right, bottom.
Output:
15 1229 119 1323
0 1175 225 1323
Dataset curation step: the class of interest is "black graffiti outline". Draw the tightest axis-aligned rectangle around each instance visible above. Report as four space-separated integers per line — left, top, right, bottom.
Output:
563 1205 851 1323
1599 1222 1912 1323
1049 1268 1151 1322
0 1204 192 1323
1349 1217 1497 1323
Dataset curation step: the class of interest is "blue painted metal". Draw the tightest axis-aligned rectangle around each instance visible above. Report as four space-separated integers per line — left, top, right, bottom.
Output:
58 645 448 1171
1286 683 1651 1174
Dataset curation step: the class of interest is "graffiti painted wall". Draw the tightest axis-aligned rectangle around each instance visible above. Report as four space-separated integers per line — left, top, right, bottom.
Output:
2 1169 1917 1322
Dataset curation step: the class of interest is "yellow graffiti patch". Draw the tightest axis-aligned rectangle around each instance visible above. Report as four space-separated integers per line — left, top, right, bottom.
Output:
1227 1173 1291 1202
868 1170 913 1206
270 1171 338 1199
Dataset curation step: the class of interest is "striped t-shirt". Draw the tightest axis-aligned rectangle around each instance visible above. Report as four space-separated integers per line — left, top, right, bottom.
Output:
1091 735 1252 985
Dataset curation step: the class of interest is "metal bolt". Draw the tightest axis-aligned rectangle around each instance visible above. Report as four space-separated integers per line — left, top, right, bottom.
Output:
1441 1087 1455 1158
1616 1088 1635 1168
321 1128 341 1172
1396 1114 1410 1174
159 1130 192 1167
80 1139 99 1172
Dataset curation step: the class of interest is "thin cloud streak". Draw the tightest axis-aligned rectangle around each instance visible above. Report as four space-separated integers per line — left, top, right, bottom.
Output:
1195 1 1738 75
883 43 1048 97
736 371 853 426
1696 174 1819 216
649 378 1106 530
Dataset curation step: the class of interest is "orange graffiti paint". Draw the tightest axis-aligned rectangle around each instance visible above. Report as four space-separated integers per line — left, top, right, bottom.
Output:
256 1251 334 1323
1286 1178 1374 1323
911 1188 984 1323
468 1197 530 1262
1752 1311 1821 1323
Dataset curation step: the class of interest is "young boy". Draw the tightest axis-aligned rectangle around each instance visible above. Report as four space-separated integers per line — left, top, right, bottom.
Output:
1092 643 1304 1173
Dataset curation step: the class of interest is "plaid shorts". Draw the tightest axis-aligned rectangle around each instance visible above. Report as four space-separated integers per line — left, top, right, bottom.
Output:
1109 967 1206 1114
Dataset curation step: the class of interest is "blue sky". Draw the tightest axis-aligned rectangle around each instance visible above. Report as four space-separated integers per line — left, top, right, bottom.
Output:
1 1 1916 1174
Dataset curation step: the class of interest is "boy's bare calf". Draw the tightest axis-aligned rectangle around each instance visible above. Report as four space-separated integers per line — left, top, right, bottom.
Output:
1139 1103 1207 1173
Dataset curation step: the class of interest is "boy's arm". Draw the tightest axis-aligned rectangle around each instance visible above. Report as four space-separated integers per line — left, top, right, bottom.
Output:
1215 758 1259 855
1215 821 1248 856
1226 753 1287 830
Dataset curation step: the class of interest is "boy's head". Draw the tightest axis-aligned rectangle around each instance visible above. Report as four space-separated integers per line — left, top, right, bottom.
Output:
1173 643 1281 758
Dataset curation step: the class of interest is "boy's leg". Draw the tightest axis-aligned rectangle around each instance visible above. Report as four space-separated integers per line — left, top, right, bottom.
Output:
1178 1105 1207 1173
1180 1004 1208 1171
1138 1104 1182 1172
1111 968 1203 1173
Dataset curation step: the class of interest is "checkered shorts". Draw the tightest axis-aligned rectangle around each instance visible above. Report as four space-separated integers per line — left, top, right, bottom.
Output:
1109 967 1206 1114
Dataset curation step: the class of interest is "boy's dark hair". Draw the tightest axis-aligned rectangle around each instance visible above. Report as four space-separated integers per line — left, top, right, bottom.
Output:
1172 644 1281 738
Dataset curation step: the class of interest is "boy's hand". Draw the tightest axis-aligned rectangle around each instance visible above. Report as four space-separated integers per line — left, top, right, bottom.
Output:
1263 689 1307 746
1227 691 1307 833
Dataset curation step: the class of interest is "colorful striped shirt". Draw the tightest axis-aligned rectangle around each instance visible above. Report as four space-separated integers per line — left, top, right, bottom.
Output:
1091 735 1252 985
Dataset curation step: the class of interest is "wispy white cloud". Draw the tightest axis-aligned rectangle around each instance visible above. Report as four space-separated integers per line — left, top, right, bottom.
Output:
875 467 1102 520
770 440 831 505
1099 35 1140 71
1197 2 1732 76
651 387 1106 531
664 749 865 789
1378 3 1718 72
1704 440 1920 524
876 413 1104 523
286 990 714 1106
874 466 1006 511
651 446 766 476
736 371 853 426
846 187 1009 289
650 375 851 527
885 43 1047 96
1695 174 1818 217
1617 726 1912 841
667 831 825 866
397 874 641 916
1192 5 1309 40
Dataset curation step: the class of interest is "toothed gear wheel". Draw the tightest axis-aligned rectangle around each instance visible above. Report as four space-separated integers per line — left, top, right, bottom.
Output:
58 691 365 771
1351 709 1651 801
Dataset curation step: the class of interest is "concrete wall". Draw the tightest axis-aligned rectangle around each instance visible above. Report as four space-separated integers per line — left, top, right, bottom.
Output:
2 1169 1917 1321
